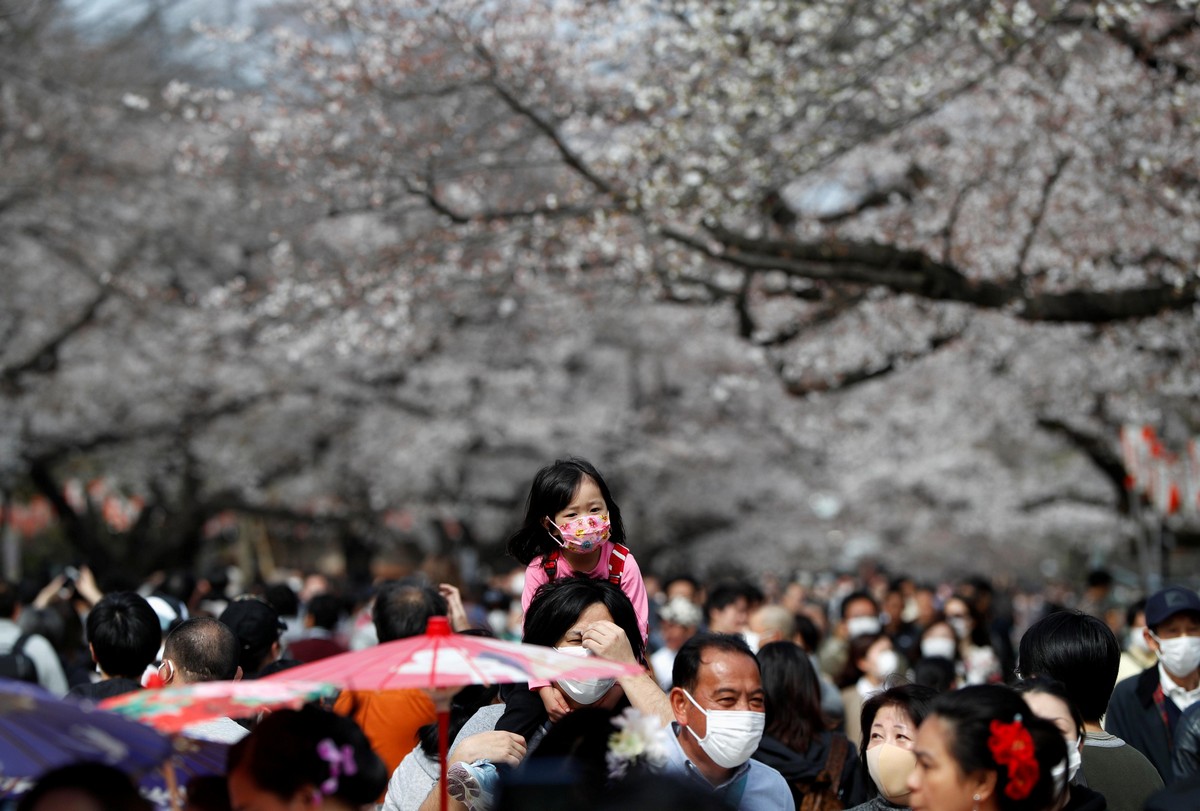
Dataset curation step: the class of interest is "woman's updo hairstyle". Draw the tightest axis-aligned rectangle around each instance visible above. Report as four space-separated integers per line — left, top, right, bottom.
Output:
929 685 1068 811
227 705 387 805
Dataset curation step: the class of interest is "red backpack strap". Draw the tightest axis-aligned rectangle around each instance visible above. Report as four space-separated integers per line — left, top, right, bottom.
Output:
607 543 629 585
542 550 561 581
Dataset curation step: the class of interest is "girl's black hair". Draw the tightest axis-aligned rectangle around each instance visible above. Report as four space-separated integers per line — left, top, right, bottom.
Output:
758 640 824 753
506 458 626 565
227 705 387 805
928 685 1068 811
522 575 644 665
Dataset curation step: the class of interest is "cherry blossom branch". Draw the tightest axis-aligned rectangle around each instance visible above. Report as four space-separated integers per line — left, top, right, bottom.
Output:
1015 151 1072 280
1 291 108 390
401 174 602 224
1035 415 1130 512
660 223 1198 323
779 327 963 397
473 44 617 198
754 291 871 348
1056 9 1199 83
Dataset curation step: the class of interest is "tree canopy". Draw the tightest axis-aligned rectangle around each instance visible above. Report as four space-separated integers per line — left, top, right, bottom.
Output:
3 0 1198 585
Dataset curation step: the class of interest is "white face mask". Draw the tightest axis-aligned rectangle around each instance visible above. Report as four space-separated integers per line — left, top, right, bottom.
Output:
921 636 957 660
1066 737 1082 783
741 630 761 654
947 616 972 641
553 646 616 705
508 572 526 597
846 616 882 638
681 689 765 769
487 610 511 637
1152 633 1200 677
1128 626 1150 654
866 743 916 801
871 649 900 681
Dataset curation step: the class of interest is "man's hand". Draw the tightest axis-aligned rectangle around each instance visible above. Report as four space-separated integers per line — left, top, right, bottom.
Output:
74 566 103 607
449 730 527 768
439 583 471 632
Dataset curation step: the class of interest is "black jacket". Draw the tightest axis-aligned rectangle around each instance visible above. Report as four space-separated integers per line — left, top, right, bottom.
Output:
1106 666 1173 782
1174 701 1200 780
1145 773 1200 811
753 730 866 809
1064 784 1107 811
66 676 141 701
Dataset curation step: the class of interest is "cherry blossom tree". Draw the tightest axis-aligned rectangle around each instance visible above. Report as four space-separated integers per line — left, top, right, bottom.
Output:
4 0 1199 586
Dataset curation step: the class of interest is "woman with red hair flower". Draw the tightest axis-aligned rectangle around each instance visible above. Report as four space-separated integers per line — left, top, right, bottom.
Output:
908 685 1069 811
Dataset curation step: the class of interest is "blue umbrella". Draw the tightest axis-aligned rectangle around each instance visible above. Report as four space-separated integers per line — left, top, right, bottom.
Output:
139 735 231 811
0 678 173 781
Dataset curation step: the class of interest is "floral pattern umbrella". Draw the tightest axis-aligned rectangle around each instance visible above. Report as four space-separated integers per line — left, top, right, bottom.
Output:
99 679 337 734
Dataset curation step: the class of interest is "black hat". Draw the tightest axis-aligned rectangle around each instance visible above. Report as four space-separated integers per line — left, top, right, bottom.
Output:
1145 586 1200 629
218 597 286 653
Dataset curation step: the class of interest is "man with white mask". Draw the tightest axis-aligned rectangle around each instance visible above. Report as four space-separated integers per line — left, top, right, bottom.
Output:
667 633 794 810
1108 585 1200 785
817 590 881 682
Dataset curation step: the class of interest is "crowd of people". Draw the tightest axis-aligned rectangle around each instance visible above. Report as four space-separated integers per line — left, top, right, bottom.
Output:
2 458 1199 811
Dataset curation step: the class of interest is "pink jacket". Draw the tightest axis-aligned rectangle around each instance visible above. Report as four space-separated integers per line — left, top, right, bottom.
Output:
520 541 649 693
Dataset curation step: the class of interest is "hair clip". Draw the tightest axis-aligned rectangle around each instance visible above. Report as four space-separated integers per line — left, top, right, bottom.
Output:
316 738 358 798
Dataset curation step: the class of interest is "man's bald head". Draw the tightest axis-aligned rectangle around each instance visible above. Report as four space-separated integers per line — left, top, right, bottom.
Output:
162 617 240 683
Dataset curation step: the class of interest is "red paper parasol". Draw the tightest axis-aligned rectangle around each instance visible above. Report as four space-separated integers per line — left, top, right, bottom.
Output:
265 617 643 811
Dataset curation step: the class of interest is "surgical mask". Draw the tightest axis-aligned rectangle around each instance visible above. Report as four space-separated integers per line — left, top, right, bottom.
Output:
681 689 765 769
947 616 971 640
552 646 616 705
1151 633 1200 677
547 514 611 553
487 610 511 637
508 572 525 597
866 743 916 802
871 649 900 681
921 636 957 660
846 616 882 638
741 630 761 654
1127 626 1150 654
1066 738 1082 783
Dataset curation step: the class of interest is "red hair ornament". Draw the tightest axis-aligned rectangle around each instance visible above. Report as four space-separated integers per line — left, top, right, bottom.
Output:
987 716 1039 801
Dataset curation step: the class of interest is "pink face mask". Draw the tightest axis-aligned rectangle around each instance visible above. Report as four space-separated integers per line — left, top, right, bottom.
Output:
547 514 611 552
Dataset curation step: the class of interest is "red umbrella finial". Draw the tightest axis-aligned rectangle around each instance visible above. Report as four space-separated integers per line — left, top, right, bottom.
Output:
426 616 452 636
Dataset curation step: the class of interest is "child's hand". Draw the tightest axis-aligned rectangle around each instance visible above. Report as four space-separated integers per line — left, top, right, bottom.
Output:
538 684 572 722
